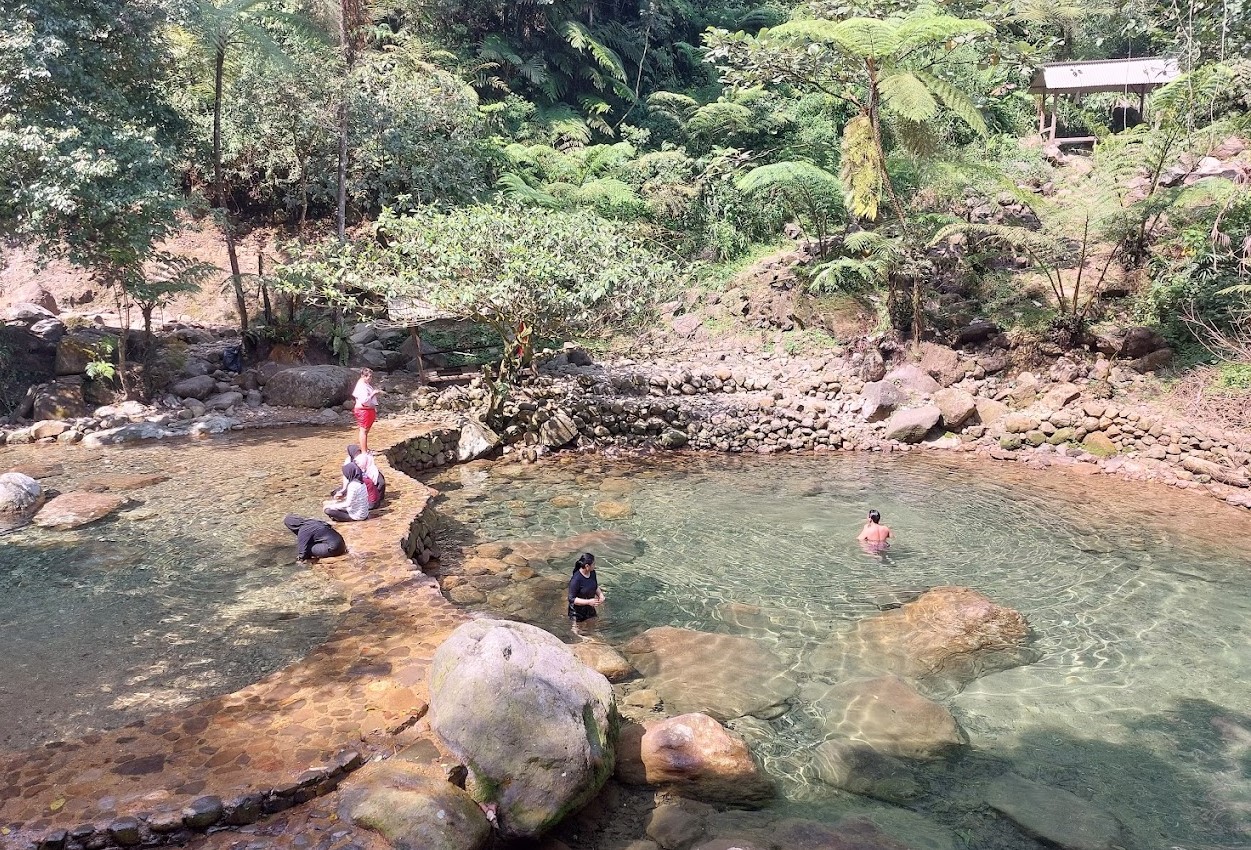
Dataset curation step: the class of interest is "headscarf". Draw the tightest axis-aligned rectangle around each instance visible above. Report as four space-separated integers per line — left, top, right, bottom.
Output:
346 444 361 460
342 461 363 482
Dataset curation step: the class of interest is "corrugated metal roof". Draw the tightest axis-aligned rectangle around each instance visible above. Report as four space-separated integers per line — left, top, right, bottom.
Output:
385 294 460 325
1029 58 1181 95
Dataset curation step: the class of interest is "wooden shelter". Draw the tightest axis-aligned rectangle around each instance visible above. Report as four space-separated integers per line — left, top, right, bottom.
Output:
1029 58 1181 145
384 294 461 384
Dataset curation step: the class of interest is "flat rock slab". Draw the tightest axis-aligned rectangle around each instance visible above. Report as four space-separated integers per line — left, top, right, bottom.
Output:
623 626 797 721
79 473 170 492
983 773 1123 850
5 462 64 480
33 492 129 529
812 675 966 759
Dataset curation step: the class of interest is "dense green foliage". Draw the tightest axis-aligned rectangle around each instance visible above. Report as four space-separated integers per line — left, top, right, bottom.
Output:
1 0 1249 376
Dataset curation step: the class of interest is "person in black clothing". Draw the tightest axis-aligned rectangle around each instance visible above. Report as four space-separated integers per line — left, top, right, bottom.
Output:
284 514 347 564
568 552 604 631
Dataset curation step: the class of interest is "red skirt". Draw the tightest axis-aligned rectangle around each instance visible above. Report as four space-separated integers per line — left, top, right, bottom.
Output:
353 406 377 429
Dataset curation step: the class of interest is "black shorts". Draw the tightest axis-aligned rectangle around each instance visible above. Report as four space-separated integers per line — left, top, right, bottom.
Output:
569 603 597 622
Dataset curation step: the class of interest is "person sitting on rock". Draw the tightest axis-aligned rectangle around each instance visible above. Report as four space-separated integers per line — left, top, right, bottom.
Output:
284 514 347 564
568 552 605 633
324 462 370 522
857 509 892 553
346 444 385 509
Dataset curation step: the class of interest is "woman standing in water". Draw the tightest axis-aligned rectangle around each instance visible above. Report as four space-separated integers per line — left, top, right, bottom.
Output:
568 552 605 633
352 368 382 452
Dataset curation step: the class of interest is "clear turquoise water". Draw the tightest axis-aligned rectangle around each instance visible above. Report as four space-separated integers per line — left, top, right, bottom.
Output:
428 453 1251 850
0 429 361 751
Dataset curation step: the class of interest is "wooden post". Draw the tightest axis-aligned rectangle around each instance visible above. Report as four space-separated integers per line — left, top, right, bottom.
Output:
410 326 427 386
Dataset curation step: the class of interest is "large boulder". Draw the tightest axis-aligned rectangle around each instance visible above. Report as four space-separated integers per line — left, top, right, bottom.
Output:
33 492 128 529
0 473 44 533
538 411 580 448
33 380 88 420
883 364 941 397
458 418 500 462
5 283 59 314
882 406 941 443
622 627 797 721
616 713 774 807
171 374 218 400
262 365 357 408
812 675 966 759
1118 326 1169 360
428 619 617 839
830 587 1037 696
55 330 114 376
933 388 977 429
983 773 1123 850
859 381 906 422
918 344 967 387
338 760 491 850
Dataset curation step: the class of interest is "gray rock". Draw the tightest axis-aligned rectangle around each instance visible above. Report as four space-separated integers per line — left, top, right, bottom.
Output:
538 411 579 448
458 418 500 462
172 374 218 400
659 429 689 449
263 365 357 408
884 364 941 396
646 802 706 850
204 390 243 411
33 381 87 420
883 406 941 443
428 619 617 839
983 773 1122 850
0 473 44 533
83 423 171 447
933 388 977 428
190 415 237 436
183 357 212 377
860 381 906 422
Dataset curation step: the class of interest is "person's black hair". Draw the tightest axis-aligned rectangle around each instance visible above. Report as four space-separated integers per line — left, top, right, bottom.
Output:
575 552 595 571
868 510 881 523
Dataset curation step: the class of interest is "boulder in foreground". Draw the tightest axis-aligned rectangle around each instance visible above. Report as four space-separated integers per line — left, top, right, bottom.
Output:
33 492 128 529
429 619 617 839
338 760 490 850
0 472 44 533
616 713 774 807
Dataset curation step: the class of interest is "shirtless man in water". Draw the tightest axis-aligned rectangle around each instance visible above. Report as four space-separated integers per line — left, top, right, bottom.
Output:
857 509 892 551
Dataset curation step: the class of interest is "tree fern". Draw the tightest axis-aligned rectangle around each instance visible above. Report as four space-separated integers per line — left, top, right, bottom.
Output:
687 101 754 138
496 172 563 209
561 21 627 84
840 115 883 220
915 71 988 137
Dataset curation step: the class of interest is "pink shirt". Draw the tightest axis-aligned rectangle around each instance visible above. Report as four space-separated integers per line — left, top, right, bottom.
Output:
352 378 378 409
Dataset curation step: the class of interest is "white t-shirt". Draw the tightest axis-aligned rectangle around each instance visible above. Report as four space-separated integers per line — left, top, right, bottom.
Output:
352 378 378 409
342 480 370 520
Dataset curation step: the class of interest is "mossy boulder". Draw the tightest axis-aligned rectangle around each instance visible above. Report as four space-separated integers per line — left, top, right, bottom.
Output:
429 619 617 839
1082 432 1117 457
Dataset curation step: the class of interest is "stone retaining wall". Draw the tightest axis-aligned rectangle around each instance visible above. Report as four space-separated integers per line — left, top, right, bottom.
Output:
385 427 462 475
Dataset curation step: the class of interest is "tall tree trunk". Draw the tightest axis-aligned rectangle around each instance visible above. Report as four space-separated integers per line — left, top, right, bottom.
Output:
336 97 348 243
214 46 249 334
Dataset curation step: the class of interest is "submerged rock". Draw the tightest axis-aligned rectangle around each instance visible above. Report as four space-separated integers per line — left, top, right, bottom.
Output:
505 530 645 565
338 760 491 850
34 492 128 529
827 586 1037 696
811 739 921 803
428 619 617 839
623 626 797 721
983 773 1123 850
0 472 44 533
811 675 966 759
616 713 774 807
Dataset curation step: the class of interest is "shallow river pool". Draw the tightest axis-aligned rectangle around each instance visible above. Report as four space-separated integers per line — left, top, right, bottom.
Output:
428 452 1251 850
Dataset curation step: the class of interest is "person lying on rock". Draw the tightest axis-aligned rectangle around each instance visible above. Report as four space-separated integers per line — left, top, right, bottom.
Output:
284 514 346 564
324 462 370 522
346 444 385 509
857 509 892 553
568 552 605 633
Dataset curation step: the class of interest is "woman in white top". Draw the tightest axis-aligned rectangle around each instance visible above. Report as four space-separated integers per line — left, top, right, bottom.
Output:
352 368 382 452
343 444 385 508
324 462 370 522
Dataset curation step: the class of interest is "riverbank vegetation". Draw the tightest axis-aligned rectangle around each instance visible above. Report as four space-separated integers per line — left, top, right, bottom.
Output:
2 0 1249 399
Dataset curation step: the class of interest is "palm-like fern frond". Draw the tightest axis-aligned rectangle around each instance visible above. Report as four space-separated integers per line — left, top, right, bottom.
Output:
496 173 564 208
561 21 627 83
915 71 988 136
879 72 939 122
687 101 754 138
